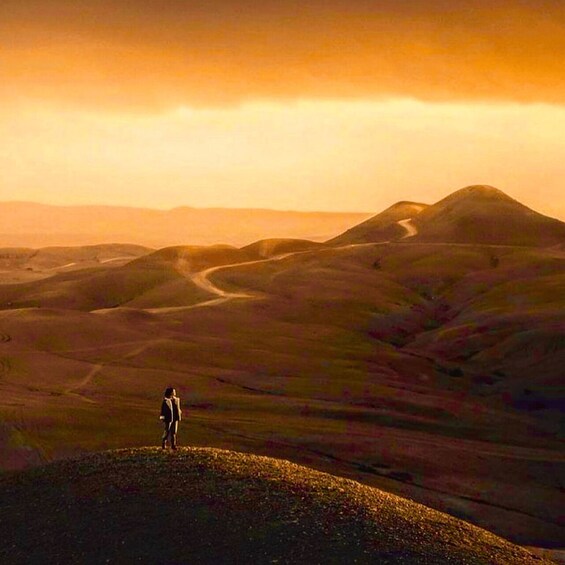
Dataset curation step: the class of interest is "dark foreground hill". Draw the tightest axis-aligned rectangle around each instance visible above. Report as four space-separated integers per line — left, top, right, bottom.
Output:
0 448 553 564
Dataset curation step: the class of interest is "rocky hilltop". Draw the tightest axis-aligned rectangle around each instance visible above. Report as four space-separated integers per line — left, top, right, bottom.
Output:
0 448 554 564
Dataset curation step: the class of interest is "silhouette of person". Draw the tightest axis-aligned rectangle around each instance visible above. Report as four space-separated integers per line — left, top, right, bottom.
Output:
160 387 182 450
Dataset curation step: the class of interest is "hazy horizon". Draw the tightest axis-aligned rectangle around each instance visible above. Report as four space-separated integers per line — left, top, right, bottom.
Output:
1 1 564 219
0 198 372 215
2 180 564 221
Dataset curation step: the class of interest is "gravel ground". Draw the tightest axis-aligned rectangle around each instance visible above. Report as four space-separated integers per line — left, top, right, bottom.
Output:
0 447 554 564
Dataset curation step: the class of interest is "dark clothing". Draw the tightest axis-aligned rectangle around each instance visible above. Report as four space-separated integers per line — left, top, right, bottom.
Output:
160 396 182 449
162 420 179 447
160 397 182 422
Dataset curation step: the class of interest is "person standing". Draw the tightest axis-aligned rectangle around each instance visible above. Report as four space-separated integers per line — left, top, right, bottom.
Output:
160 387 182 450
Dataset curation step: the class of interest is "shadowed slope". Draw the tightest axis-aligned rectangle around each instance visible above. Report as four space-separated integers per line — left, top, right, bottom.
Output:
0 448 552 565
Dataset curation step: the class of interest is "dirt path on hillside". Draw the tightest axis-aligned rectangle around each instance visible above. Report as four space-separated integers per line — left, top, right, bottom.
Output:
64 340 165 403
191 266 258 299
182 245 385 306
147 252 309 314
122 235 563 314
178 221 430 306
397 218 418 238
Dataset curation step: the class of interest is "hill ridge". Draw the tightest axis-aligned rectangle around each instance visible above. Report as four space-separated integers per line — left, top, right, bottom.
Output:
329 200 429 244
332 185 565 246
0 447 553 564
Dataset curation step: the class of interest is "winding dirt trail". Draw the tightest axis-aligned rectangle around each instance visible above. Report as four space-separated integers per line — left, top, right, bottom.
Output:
191 266 258 299
148 236 408 313
99 256 138 264
180 238 409 308
146 252 308 314
64 340 165 403
48 262 77 271
397 218 418 238
98 227 552 316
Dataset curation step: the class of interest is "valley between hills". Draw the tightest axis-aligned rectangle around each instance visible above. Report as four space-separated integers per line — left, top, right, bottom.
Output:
0 185 563 556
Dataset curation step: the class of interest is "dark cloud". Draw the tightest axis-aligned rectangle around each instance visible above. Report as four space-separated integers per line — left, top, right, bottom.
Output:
1 1 564 109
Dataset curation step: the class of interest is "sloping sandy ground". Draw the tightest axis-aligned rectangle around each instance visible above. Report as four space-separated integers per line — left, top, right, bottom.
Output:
0 448 555 564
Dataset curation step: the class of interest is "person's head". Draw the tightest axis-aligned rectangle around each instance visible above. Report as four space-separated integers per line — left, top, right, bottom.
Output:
164 387 175 398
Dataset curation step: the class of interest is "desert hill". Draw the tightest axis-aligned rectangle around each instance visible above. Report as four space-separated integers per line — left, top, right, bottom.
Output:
0 202 371 248
411 185 565 245
0 448 552 564
405 249 565 410
331 186 565 246
0 186 563 549
242 238 326 258
0 239 563 548
0 243 151 284
0 245 255 311
330 201 429 245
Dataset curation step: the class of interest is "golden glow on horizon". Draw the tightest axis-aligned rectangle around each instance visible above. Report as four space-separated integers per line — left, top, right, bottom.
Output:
1 1 564 218
1 99 564 218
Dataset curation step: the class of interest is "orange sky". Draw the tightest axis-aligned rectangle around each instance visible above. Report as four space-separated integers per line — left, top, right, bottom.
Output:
1 1 564 218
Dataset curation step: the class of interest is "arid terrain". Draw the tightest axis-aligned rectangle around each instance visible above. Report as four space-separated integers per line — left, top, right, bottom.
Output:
0 186 563 554
0 448 554 564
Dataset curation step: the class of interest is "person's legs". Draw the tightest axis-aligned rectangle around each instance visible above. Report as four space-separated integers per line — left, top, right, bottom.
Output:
170 421 179 450
162 422 171 448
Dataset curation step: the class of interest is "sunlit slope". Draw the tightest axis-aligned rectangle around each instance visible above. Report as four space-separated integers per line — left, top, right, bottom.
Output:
0 448 552 565
242 238 326 258
330 201 429 245
330 186 565 246
0 243 151 284
411 185 565 245
0 245 257 311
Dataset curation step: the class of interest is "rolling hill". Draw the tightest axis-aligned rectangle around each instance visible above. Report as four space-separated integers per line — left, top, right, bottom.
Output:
0 245 256 311
0 239 563 548
0 185 563 550
0 448 553 564
411 185 565 245
331 185 565 246
330 201 429 245
0 243 151 284
242 238 326 258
